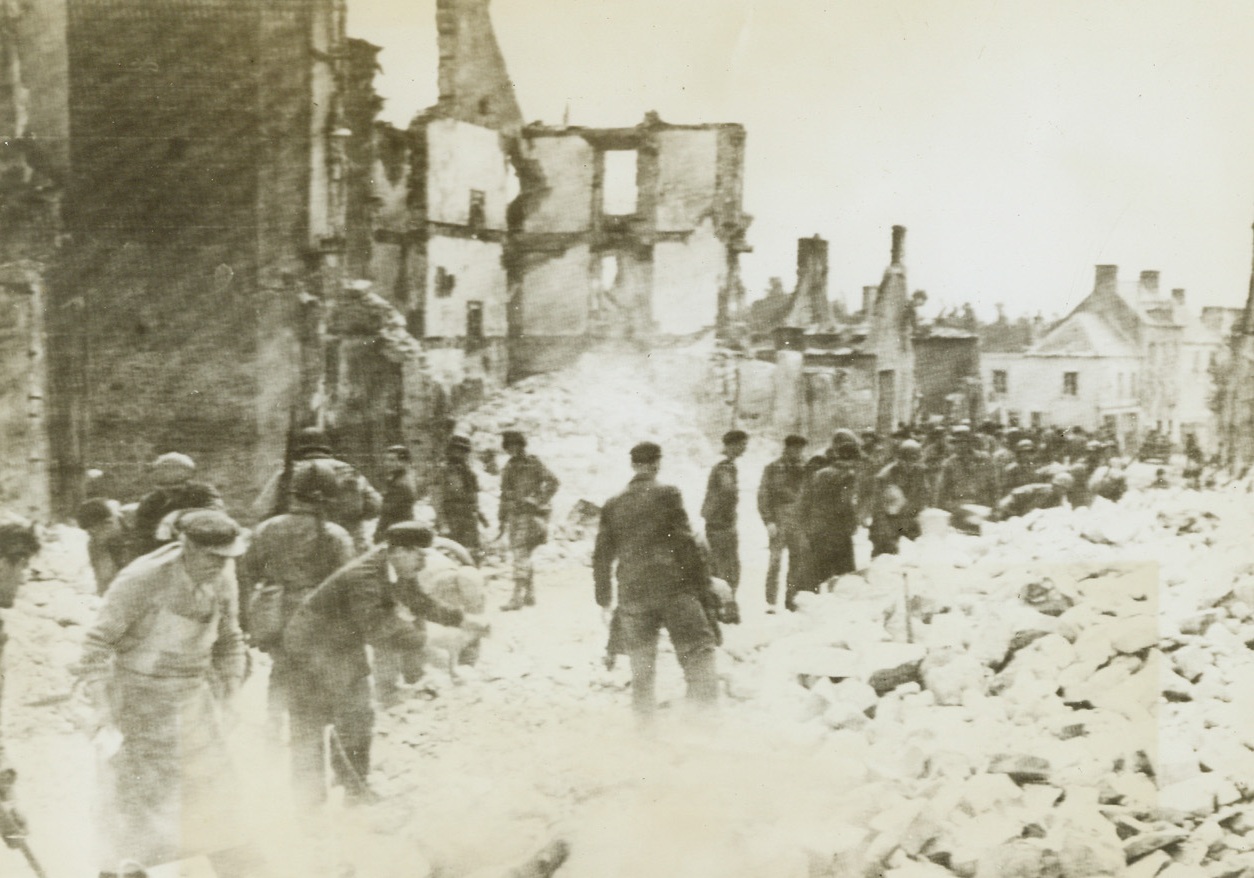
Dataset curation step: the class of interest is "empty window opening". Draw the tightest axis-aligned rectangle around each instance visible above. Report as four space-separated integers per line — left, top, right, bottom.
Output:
468 189 486 230
466 300 484 341
992 370 1007 394
435 267 456 298
602 150 638 215
1063 372 1078 396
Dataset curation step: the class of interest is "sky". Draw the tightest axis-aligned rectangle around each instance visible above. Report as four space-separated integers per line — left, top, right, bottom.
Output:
348 0 1254 319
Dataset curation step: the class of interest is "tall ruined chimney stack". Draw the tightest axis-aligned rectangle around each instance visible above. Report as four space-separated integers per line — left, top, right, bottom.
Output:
891 225 906 265
794 235 831 328
1095 265 1118 297
862 286 877 317
1140 270 1161 300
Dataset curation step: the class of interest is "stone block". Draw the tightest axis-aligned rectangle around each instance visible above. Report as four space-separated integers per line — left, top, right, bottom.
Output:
860 642 927 694
1124 828 1188 861
1160 774 1242 819
1127 850 1172 878
988 754 1051 785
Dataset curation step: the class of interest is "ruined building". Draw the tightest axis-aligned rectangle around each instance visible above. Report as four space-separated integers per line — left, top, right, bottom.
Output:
1 0 354 513
1216 225 1254 469
0 0 751 513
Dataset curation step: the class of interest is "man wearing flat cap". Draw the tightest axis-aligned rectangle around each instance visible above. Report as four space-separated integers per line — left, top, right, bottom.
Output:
434 434 488 564
933 425 998 515
701 430 748 611
282 522 489 806
132 452 225 557
594 443 719 722
78 509 263 877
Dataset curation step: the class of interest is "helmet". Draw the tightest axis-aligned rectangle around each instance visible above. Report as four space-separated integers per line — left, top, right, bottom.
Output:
291 459 342 504
1051 472 1075 490
1016 439 1035 452
897 439 923 461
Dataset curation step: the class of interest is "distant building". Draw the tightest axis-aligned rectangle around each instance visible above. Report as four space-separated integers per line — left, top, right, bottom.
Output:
985 264 1237 450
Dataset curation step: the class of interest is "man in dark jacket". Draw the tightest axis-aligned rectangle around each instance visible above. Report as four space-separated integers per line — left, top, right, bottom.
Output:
132 452 225 556
434 435 487 563
0 516 39 851
374 445 419 538
594 442 719 722
796 431 862 603
870 439 928 556
757 435 807 614
1001 439 1041 493
282 523 488 806
701 430 748 603
499 431 560 611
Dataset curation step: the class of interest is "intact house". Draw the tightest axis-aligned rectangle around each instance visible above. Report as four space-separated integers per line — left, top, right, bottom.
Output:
984 265 1237 451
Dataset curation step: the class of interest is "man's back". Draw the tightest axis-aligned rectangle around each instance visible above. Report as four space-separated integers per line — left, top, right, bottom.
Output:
242 512 354 594
594 476 701 608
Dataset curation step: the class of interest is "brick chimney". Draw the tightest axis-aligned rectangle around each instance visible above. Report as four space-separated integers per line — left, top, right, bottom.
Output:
891 225 906 265
1095 265 1118 297
1140 270 1161 300
862 286 877 317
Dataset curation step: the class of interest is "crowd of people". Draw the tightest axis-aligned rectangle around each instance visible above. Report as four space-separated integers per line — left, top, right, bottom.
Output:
0 417 1147 876
699 420 1130 619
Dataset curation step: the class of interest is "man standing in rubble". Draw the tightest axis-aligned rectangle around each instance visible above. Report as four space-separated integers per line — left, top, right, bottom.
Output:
757 435 807 614
375 444 420 539
701 430 748 614
797 430 863 600
237 460 355 733
282 523 488 806
0 516 40 853
498 431 559 611
1001 438 1041 493
78 510 263 878
435 434 487 564
933 425 999 524
594 442 719 723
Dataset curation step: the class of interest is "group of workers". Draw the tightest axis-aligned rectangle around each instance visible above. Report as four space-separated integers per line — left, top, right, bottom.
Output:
698 421 1130 617
0 416 1139 877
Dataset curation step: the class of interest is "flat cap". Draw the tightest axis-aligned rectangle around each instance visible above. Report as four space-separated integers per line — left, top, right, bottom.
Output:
179 509 246 557
385 522 434 549
783 435 808 448
152 452 196 485
630 442 662 464
722 430 749 445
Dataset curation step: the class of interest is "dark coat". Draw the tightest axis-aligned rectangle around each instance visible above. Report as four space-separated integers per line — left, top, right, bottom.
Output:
593 475 706 610
934 452 998 511
701 458 739 531
376 468 419 536
283 547 464 693
757 456 806 526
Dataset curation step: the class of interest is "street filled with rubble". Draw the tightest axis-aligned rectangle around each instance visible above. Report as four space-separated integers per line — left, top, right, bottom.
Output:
4 345 1254 878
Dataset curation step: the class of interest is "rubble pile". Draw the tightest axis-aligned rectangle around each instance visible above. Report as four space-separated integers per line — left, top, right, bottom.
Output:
711 490 1254 878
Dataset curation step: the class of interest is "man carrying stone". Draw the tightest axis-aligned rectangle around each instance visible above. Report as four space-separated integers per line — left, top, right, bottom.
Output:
132 452 225 556
701 430 747 615
594 443 719 723
77 509 262 878
869 438 928 557
498 431 559 611
756 434 807 614
282 523 488 806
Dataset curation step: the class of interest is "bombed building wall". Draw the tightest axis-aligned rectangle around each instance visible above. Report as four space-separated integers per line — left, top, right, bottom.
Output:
913 333 982 422
509 117 750 378
41 0 346 514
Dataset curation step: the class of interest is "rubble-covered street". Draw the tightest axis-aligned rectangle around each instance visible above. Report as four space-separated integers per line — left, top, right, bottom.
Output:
3 346 1254 878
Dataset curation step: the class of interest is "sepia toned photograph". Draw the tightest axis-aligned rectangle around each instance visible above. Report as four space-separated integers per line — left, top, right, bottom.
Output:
2 1 1254 875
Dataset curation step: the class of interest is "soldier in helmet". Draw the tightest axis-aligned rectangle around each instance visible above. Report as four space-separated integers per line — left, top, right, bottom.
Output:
870 439 928 556
238 460 355 732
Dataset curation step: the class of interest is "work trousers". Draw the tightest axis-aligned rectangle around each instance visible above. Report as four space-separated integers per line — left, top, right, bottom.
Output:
287 668 374 807
764 519 805 607
506 513 541 591
790 530 855 608
705 527 740 593
618 595 718 719
444 511 482 563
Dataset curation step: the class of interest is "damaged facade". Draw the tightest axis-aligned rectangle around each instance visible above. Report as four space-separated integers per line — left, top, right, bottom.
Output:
1216 226 1254 469
509 115 751 376
2 0 752 513
754 226 979 437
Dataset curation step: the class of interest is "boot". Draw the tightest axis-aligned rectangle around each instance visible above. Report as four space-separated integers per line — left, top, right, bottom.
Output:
523 578 536 607
502 585 526 612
